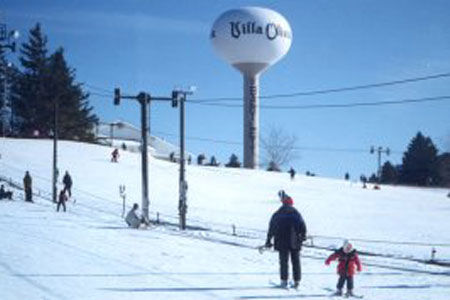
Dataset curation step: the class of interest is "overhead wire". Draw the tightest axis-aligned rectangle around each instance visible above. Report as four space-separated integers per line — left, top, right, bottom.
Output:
187 95 450 109
188 71 450 103
83 83 113 94
84 71 450 107
152 130 402 154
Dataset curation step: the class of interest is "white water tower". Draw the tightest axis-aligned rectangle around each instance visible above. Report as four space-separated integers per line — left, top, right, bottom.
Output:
211 7 292 168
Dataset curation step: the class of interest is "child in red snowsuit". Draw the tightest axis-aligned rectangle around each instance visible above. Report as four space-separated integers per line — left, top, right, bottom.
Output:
325 241 362 297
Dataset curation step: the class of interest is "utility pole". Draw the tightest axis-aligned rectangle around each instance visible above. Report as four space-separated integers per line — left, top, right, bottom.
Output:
138 92 150 222
52 101 58 203
370 146 390 182
114 88 177 223
1 63 6 137
172 87 195 230
0 23 19 136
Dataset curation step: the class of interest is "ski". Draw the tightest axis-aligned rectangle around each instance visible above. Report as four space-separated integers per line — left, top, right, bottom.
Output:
345 293 364 299
323 288 343 298
269 280 290 290
322 288 363 298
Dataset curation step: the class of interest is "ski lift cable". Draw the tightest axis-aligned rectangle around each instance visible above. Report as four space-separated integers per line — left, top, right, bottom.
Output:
85 71 450 103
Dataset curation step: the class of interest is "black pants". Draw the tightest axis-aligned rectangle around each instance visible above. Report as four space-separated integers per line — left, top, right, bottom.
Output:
25 188 32 202
337 274 354 290
65 185 72 197
57 200 66 212
279 249 301 281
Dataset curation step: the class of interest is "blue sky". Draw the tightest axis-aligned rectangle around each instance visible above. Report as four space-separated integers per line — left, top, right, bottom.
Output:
3 0 450 179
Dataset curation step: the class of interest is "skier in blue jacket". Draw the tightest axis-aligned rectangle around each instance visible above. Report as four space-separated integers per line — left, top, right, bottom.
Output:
265 190 307 289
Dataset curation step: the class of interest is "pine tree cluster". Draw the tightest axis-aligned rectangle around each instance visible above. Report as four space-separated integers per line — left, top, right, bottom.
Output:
5 23 98 141
380 132 450 187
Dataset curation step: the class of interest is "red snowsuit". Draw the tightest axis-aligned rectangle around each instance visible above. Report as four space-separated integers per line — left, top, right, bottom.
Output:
325 248 362 276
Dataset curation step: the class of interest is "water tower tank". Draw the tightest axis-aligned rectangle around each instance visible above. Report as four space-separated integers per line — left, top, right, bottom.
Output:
211 7 292 168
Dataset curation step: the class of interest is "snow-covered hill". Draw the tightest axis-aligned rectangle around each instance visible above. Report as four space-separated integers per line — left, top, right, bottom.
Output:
96 120 193 161
1 138 449 300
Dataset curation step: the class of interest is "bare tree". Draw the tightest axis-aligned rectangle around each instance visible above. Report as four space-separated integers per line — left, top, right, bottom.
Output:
260 125 298 170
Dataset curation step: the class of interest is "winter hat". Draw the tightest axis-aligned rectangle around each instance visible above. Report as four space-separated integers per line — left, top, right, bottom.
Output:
278 190 294 206
343 240 353 253
282 197 294 206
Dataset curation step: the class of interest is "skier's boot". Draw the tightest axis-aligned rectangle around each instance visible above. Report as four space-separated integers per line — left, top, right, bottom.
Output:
293 281 300 289
280 280 288 289
345 289 354 297
332 289 343 296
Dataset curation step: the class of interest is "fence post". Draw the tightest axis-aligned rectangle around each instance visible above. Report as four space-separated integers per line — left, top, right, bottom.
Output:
232 224 236 236
119 185 126 218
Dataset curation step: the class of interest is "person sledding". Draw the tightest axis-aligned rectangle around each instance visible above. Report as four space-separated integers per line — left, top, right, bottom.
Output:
325 240 362 297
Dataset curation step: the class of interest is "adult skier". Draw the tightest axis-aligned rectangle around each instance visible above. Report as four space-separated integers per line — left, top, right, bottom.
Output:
62 171 73 197
111 148 119 163
265 190 307 289
23 171 33 202
289 167 296 180
325 240 362 297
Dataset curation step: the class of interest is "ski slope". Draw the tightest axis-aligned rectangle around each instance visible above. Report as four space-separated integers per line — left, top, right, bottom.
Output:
1 138 450 300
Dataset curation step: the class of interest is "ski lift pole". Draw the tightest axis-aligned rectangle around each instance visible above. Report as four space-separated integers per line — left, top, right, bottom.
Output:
114 87 177 224
172 87 195 230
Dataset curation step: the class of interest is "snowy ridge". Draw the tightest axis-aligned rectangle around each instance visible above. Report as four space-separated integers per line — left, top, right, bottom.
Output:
96 120 193 161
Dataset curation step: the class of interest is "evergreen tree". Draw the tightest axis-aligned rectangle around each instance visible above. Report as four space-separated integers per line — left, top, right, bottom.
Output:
45 48 98 140
400 132 439 186
225 154 241 168
380 161 398 184
197 153 206 165
368 173 378 183
12 23 98 140
436 153 450 187
13 23 48 136
0 48 8 134
6 63 21 135
209 156 219 166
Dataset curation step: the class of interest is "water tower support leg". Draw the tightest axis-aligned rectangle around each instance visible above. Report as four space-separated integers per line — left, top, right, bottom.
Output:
243 74 259 169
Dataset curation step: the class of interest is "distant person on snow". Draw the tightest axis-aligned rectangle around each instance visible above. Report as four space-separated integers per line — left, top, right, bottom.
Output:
0 184 13 200
125 203 149 228
360 175 367 189
325 240 362 297
289 167 296 180
62 171 73 197
111 148 119 163
23 171 33 202
265 190 307 289
57 189 68 212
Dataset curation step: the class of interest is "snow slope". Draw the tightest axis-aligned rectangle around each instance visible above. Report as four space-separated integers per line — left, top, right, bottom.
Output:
1 138 450 300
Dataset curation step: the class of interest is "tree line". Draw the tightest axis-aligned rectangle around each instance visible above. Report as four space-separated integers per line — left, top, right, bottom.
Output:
1 23 98 140
378 132 449 187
